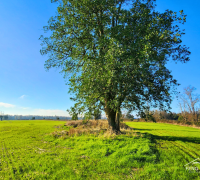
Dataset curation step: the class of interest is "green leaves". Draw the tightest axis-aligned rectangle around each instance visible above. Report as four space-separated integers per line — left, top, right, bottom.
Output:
40 0 190 116
179 10 183 15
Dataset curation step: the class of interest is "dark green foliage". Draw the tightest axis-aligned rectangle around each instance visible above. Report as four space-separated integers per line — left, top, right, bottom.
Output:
72 113 78 120
93 108 101 120
40 0 190 131
149 110 180 121
83 113 92 120
142 111 156 122
170 112 179 120
178 115 184 122
84 106 101 120
67 107 79 120
146 114 156 122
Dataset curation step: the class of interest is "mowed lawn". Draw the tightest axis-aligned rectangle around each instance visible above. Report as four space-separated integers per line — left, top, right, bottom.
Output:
0 120 200 179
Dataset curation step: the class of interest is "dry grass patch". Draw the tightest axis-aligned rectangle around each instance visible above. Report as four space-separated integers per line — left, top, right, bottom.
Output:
51 120 134 137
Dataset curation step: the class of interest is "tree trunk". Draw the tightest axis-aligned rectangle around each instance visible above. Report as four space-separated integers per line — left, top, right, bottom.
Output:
115 110 120 132
104 101 119 134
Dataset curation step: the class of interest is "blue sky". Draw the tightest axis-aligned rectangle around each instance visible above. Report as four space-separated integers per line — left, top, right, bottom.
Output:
0 0 199 116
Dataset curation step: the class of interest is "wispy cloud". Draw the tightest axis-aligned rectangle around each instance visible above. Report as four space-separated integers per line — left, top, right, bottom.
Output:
0 102 15 108
19 95 26 99
33 109 69 116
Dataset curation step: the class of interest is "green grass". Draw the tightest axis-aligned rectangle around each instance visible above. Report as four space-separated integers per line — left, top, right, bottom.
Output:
0 120 200 179
126 122 200 179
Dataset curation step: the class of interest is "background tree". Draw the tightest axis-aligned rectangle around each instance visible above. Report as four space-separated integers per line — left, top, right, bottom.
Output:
178 86 200 122
183 86 199 115
40 0 190 133
82 113 92 120
120 109 128 119
67 107 79 120
73 102 102 120
86 106 102 120
126 110 134 120
72 114 78 120
93 108 101 120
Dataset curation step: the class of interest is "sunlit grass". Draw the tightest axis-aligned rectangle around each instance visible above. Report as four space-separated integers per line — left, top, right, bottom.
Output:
0 120 200 179
0 120 154 179
126 122 200 179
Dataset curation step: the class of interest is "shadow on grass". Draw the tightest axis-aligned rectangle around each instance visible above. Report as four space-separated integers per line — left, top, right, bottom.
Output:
133 128 200 132
131 127 200 168
151 134 200 144
136 129 200 144
133 128 154 131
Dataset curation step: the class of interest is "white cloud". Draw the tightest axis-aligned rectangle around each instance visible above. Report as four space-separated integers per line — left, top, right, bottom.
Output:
19 95 26 99
0 102 15 108
33 109 69 116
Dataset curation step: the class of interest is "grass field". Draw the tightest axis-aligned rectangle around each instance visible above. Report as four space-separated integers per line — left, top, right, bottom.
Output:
0 120 200 179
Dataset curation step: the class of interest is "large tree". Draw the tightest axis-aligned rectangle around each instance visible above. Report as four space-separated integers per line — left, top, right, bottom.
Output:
40 0 190 133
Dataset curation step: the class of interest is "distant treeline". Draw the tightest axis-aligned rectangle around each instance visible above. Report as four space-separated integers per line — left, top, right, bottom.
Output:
0 115 71 120
138 110 200 126
134 86 200 127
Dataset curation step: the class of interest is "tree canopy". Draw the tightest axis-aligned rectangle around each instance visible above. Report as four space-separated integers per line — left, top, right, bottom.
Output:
40 0 190 133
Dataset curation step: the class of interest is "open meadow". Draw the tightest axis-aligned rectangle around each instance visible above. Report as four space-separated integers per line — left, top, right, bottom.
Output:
0 120 200 179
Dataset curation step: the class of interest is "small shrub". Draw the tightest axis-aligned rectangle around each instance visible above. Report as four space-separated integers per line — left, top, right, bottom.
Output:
178 115 184 122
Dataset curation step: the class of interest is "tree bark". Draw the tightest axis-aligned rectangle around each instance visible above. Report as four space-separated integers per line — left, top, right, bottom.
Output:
104 100 119 134
115 110 120 132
